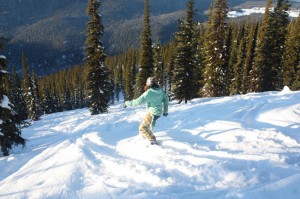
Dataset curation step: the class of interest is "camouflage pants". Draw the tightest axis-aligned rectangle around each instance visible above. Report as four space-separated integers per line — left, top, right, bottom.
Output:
139 112 160 141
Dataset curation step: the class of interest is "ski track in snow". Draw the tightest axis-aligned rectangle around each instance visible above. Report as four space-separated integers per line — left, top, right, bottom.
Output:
1 90 300 199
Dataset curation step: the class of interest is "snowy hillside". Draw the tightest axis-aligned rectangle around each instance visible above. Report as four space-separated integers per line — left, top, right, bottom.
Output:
1 88 300 199
228 7 300 18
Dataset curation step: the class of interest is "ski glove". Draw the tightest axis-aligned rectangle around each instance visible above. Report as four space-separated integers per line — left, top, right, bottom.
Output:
123 104 127 109
163 113 168 116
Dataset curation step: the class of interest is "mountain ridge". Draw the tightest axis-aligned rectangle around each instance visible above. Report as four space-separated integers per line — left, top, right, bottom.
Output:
0 0 299 75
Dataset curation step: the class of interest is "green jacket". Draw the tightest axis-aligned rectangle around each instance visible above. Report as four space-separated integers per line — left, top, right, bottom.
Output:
125 88 168 116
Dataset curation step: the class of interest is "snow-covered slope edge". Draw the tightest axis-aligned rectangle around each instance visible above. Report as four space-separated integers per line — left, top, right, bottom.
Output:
0 89 300 199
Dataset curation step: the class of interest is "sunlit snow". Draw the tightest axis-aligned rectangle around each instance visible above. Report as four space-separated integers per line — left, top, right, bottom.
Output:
1 88 300 199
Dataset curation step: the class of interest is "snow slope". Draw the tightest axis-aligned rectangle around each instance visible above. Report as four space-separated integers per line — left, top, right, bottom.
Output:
228 7 300 18
1 88 300 199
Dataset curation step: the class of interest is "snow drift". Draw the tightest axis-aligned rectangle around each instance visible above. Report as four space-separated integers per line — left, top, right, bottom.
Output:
1 88 300 199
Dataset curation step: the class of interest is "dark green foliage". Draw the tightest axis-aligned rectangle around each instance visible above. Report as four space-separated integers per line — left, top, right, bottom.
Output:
172 0 198 103
22 52 41 121
242 22 258 93
0 55 26 156
166 44 176 100
268 0 291 89
195 24 206 96
123 49 137 101
283 16 300 90
230 23 248 94
251 0 290 92
84 0 111 115
11 67 28 120
223 23 234 96
153 39 165 88
202 0 229 97
134 0 154 98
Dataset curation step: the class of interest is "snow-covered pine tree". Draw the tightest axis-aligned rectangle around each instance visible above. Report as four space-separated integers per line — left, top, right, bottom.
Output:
41 86 53 114
11 67 27 120
202 0 228 97
0 55 26 156
22 51 40 121
31 72 41 116
134 0 154 98
172 0 198 103
84 0 111 115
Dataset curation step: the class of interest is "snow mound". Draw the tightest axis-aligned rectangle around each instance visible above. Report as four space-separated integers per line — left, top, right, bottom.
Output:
1 90 300 199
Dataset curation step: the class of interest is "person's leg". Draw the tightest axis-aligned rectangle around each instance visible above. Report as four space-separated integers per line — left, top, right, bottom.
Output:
139 112 156 141
151 115 160 131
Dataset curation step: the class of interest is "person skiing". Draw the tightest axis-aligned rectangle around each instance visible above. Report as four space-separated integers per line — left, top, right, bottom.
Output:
124 77 168 144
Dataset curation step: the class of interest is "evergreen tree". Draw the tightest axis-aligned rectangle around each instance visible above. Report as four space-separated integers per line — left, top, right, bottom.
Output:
227 22 239 95
11 67 27 119
22 51 40 121
250 0 290 91
230 23 248 94
123 49 137 101
113 65 122 103
0 55 26 156
172 0 198 103
153 39 165 87
165 43 176 101
52 84 61 112
42 86 53 114
282 16 300 90
242 22 258 93
195 23 206 96
84 0 111 115
134 0 154 98
223 22 234 95
31 72 41 117
202 0 228 97
269 0 291 89
249 0 272 92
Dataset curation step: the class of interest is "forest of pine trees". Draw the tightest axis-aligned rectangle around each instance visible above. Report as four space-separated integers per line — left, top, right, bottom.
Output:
1 0 300 155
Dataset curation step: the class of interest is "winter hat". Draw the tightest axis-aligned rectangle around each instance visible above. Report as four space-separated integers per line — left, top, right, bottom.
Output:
146 77 157 87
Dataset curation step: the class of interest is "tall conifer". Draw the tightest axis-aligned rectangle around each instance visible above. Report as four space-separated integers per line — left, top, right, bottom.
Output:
195 24 206 96
123 49 137 101
202 0 228 97
230 24 248 94
0 55 26 156
172 0 198 103
22 52 40 121
134 0 154 98
250 0 289 91
153 39 164 87
11 67 27 119
84 0 111 115
269 0 291 89
242 22 258 93
283 16 300 90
